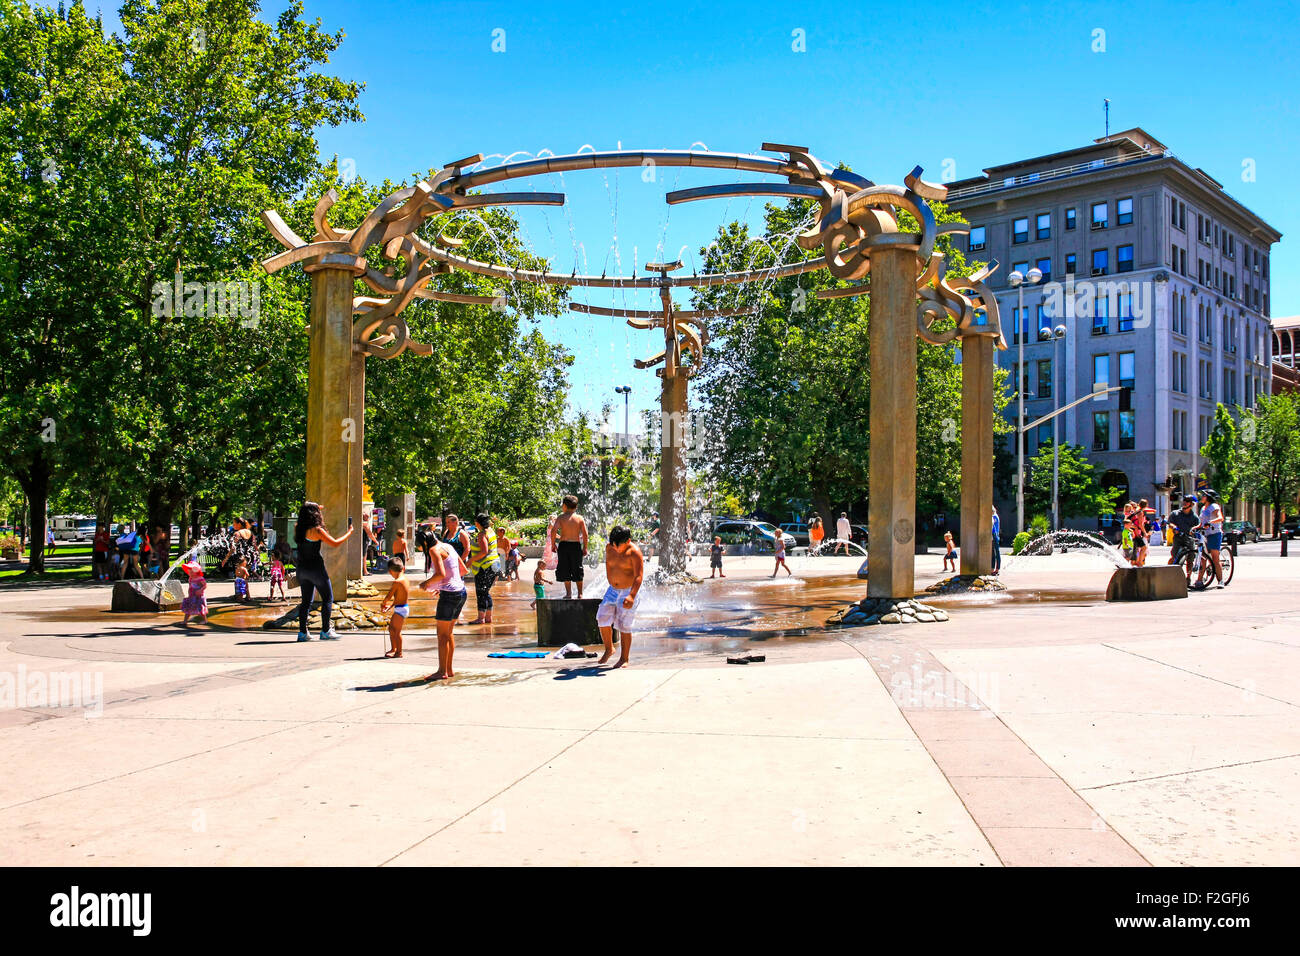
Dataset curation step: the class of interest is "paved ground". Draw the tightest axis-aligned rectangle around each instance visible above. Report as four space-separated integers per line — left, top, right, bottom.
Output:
1 543 1296 865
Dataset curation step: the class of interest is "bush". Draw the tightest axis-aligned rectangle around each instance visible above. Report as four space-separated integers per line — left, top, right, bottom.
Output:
511 517 551 543
1011 531 1031 555
1029 515 1050 537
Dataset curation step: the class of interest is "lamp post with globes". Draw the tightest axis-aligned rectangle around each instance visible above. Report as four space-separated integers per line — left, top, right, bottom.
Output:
614 384 631 448
1009 266 1042 536
1038 323 1068 530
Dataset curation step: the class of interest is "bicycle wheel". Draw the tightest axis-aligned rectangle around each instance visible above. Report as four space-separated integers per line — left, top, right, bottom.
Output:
1188 554 1210 591
1219 547 1235 586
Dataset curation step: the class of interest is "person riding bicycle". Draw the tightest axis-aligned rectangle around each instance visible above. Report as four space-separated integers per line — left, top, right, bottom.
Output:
1166 495 1200 575
1197 489 1226 587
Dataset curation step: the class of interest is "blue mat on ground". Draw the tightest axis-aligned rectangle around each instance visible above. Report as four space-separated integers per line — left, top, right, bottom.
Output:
487 651 550 659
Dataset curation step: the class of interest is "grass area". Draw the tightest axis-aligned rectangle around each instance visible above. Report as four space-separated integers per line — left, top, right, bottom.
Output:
0 562 92 581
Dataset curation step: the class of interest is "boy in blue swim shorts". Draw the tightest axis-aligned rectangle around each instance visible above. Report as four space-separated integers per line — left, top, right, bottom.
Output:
596 525 644 669
380 557 410 658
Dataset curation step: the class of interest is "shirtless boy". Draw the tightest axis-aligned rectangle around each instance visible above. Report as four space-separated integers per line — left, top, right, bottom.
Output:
554 494 588 599
379 557 409 658
596 525 643 669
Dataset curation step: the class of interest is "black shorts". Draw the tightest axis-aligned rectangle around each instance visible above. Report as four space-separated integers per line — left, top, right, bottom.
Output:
435 588 467 622
556 541 584 582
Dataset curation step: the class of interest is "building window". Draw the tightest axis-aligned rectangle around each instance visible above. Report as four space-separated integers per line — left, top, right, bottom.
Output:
1118 292 1134 332
1117 244 1134 273
1092 248 1108 276
1179 247 1187 275
1012 261 1029 281
1013 217 1029 244
1093 294 1110 334
1036 303 1047 331
1011 306 1025 344
1172 351 1185 392
1118 410 1135 450
1093 411 1110 450
1093 354 1110 388
1117 197 1133 226
1036 257 1051 282
1066 207 1077 230
1065 253 1077 275
1170 198 1178 227
1118 351 1135 389
1037 423 1052 448
1037 359 1052 399
969 225 986 251
1091 202 1108 229
1036 213 1051 240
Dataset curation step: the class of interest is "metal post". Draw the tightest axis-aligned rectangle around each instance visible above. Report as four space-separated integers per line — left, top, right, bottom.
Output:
1016 283 1025 536
1052 334 1061 531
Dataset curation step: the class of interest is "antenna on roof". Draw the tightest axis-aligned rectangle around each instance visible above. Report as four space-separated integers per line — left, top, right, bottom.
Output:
1104 99 1110 139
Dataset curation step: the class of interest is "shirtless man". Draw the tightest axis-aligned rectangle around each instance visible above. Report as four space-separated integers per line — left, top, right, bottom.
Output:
554 494 589 599
596 525 643 668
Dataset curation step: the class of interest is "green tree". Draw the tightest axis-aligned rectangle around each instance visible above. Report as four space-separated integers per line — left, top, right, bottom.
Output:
1024 442 1121 521
691 194 1007 535
0 0 132 570
1200 403 1242 502
1238 392 1300 535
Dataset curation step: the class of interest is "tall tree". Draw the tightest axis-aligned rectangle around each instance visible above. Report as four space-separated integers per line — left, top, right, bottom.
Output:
1200 403 1242 503
1237 392 1300 535
1024 442 1121 521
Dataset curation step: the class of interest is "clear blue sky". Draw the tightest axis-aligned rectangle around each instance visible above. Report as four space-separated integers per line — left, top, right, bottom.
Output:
166 1 1300 422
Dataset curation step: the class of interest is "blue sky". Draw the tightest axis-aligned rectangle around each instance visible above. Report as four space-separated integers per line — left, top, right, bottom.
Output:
138 1 1300 421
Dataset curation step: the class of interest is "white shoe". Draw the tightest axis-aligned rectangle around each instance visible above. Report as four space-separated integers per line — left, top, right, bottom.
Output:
297 631 313 642
320 628 341 641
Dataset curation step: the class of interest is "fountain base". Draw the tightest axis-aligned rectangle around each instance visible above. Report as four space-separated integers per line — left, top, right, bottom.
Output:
262 599 388 630
536 598 609 647
827 596 949 627
1106 566 1188 602
111 580 185 612
924 574 1007 596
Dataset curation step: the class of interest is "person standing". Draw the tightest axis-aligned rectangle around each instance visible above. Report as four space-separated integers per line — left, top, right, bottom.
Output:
771 529 792 577
421 535 468 679
808 516 825 554
468 513 499 625
835 512 852 555
990 506 1002 575
293 501 353 642
554 495 588 599
596 525 644 669
92 525 112 582
1198 490 1225 587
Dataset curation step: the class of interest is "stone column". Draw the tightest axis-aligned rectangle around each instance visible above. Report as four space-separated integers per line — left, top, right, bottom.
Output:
303 265 355 597
867 245 918 599
960 334 995 576
347 350 366 580
658 371 689 573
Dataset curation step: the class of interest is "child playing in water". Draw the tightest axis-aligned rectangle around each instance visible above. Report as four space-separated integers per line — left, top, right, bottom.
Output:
771 531 792 577
268 551 286 602
709 536 725 578
529 559 550 609
233 556 251 603
943 531 957 572
379 557 409 658
180 561 208 626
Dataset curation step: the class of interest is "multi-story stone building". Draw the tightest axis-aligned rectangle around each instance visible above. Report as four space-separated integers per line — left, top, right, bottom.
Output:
946 128 1281 531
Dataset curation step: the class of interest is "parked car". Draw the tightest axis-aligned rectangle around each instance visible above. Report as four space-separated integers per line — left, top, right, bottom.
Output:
849 524 869 547
1223 520 1259 545
711 517 796 553
779 523 810 547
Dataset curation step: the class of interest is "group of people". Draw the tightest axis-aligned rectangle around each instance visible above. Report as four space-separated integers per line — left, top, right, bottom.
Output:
1163 490 1227 586
91 523 172 581
263 493 643 676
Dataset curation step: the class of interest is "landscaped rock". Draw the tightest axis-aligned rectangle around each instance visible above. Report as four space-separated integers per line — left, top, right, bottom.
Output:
880 612 901 624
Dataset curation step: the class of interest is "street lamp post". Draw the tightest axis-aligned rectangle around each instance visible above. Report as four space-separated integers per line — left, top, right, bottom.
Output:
614 385 631 448
1039 323 1068 530
1009 267 1042 535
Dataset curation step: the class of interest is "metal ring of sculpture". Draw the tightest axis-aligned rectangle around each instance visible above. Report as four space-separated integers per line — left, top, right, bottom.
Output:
261 143 1004 369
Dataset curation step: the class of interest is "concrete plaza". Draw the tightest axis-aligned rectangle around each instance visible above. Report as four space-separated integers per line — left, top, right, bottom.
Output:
1 545 1297 866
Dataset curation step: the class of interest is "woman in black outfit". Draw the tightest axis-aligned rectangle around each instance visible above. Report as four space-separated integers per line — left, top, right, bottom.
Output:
294 501 353 642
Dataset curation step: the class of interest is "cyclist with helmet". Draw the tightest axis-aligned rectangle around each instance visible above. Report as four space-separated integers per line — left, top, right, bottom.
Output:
1198 489 1226 587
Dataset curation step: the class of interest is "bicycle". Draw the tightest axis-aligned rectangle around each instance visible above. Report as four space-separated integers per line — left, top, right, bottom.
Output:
1177 528 1234 591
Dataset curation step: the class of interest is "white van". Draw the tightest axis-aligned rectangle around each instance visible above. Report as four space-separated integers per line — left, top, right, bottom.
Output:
50 514 97 542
